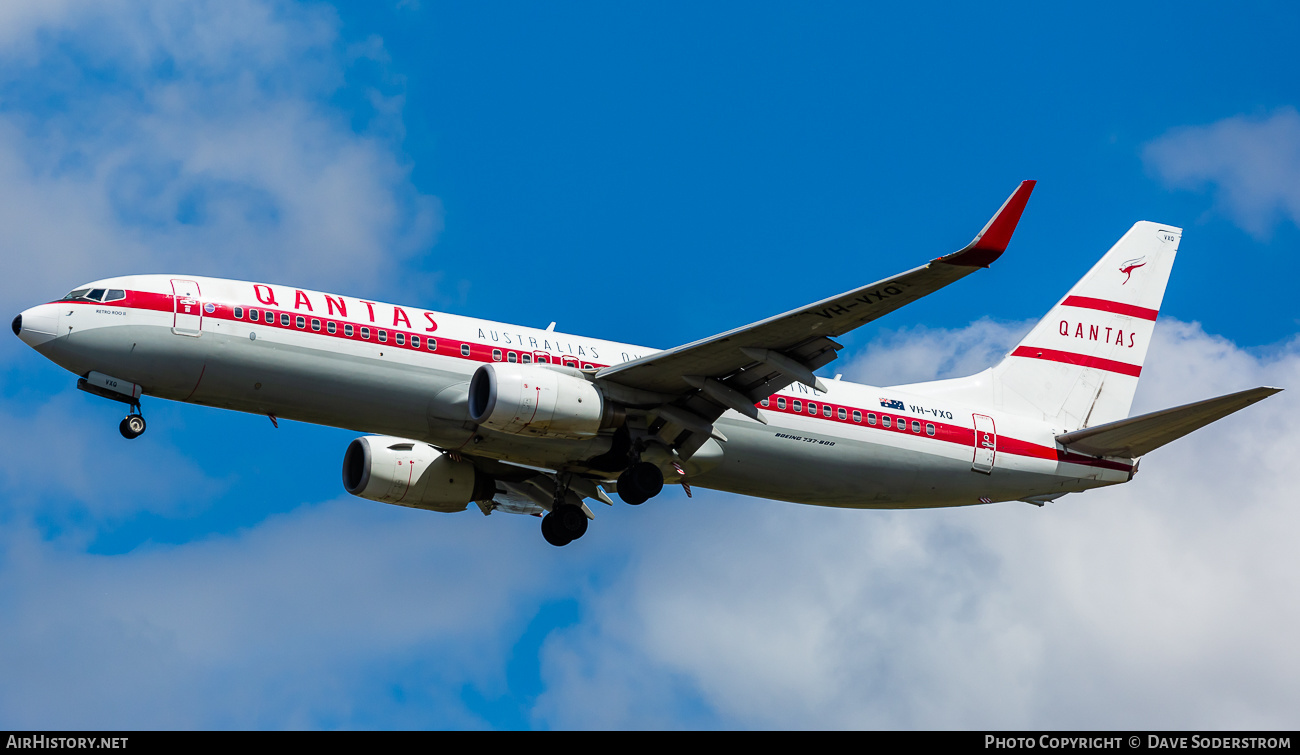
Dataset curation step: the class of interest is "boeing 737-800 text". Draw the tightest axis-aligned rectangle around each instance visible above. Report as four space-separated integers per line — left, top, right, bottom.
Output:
12 182 1281 545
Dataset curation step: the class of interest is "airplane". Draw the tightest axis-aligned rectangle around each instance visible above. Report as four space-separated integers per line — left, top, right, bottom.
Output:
11 181 1282 546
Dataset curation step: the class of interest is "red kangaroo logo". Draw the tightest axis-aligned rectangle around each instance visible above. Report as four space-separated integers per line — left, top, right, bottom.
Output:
1119 257 1146 284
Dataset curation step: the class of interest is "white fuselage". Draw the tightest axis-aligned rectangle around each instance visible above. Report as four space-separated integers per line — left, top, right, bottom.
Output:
16 274 1132 510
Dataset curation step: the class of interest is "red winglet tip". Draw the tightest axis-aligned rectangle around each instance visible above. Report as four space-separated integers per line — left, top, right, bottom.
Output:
974 179 1035 253
938 180 1036 267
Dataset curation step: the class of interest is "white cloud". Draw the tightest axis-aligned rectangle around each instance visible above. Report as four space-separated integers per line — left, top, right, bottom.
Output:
838 317 1033 387
1143 109 1300 238
532 318 1300 729
0 498 564 729
0 0 441 313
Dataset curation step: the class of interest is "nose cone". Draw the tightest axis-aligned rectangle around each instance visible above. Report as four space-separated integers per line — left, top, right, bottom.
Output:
15 303 61 348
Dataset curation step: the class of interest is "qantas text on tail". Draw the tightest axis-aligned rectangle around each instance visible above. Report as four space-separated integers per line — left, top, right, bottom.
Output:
13 182 1280 546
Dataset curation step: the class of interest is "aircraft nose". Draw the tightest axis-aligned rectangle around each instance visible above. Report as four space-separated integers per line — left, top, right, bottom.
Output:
15 303 61 348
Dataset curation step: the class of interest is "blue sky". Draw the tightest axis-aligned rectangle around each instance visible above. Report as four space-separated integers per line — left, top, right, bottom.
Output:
1 1 1298 729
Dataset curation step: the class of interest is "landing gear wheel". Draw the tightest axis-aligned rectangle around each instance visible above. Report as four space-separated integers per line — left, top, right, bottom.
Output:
119 414 146 439
541 511 574 547
557 505 589 540
617 462 664 505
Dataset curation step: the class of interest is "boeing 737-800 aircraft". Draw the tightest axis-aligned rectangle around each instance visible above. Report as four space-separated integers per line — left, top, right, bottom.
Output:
12 182 1281 545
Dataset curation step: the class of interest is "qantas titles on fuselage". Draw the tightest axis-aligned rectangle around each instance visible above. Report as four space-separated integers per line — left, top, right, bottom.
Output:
247 283 631 364
13 182 1281 548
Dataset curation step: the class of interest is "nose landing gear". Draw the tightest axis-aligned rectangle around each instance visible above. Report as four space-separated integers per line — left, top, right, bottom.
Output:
76 371 148 440
119 406 146 439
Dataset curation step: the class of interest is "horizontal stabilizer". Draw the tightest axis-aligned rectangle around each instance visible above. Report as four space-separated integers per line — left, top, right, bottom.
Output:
1056 386 1282 458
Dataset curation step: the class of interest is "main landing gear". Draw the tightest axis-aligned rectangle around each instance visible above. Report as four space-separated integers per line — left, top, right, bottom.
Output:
535 459 666 547
616 461 664 505
119 406 146 439
541 504 589 547
540 474 593 548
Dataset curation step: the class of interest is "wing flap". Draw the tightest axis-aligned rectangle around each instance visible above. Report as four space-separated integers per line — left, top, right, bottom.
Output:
1055 386 1282 458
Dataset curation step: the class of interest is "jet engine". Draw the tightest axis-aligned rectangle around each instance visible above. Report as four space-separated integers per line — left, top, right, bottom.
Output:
467 363 613 439
342 435 493 512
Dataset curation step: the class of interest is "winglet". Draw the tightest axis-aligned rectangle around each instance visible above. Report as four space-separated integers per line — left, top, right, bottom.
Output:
938 180 1036 268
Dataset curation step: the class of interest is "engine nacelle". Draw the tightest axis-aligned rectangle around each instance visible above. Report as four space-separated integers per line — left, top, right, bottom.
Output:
467 363 608 439
342 435 491 512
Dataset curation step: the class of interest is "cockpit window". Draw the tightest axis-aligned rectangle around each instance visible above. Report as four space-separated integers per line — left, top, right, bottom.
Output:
61 288 124 303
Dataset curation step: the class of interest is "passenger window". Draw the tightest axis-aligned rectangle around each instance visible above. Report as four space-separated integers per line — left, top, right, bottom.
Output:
882 416 892 428
761 398 770 407
536 355 549 364
868 413 877 426
522 354 532 364
912 420 921 433
360 327 370 339
311 319 321 331
507 352 518 363
837 407 846 420
249 309 259 322
344 323 354 337
234 307 244 319
777 397 786 410
410 335 419 348
926 423 935 436
583 364 594 369
792 400 802 412
395 333 405 346
295 316 306 329
807 402 817 414
428 338 437 351
280 314 290 326
852 410 861 423
824 405 833 418
378 330 387 343
327 322 337 334
492 349 502 361
460 344 470 356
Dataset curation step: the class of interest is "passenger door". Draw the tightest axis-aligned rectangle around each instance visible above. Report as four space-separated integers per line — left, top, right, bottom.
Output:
972 414 997 474
171 279 203 337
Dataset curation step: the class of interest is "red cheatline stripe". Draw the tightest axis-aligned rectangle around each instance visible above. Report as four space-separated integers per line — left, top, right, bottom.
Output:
1011 346 1142 377
1061 296 1159 321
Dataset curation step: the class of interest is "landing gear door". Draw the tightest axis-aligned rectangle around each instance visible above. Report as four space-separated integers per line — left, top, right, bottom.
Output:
171 279 202 337
972 414 996 474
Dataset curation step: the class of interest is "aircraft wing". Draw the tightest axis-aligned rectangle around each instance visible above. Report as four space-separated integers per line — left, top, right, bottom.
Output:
594 180 1036 458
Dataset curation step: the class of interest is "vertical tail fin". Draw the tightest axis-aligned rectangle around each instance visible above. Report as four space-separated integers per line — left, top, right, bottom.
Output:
992 221 1181 429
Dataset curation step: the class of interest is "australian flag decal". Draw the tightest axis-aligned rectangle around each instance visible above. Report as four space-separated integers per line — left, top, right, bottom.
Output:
879 398 905 410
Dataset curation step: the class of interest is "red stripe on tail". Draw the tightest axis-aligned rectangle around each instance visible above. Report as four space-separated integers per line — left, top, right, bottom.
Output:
1061 296 1159 321
1010 346 1143 377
